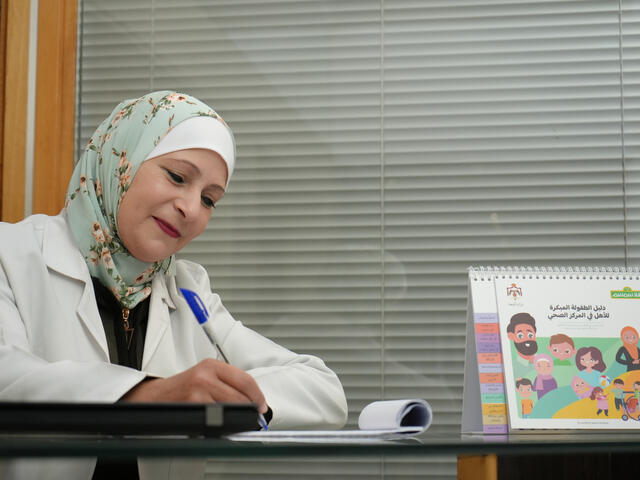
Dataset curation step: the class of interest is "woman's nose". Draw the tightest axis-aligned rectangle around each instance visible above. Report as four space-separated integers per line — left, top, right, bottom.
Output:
175 192 200 218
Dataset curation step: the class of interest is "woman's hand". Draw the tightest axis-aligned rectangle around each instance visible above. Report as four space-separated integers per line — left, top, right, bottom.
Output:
121 358 267 413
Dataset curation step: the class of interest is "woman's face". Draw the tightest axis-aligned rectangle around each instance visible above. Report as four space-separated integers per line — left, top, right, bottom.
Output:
623 330 638 345
117 148 227 262
580 351 598 370
535 360 553 375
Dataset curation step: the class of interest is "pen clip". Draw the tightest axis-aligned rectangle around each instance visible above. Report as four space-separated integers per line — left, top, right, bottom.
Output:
179 288 209 324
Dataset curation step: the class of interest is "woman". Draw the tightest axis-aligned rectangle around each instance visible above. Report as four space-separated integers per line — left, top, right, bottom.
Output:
0 91 347 480
615 325 640 371
531 354 557 400
575 346 607 387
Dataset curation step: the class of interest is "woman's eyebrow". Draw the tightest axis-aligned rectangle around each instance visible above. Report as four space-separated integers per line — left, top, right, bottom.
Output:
207 184 226 195
171 157 201 175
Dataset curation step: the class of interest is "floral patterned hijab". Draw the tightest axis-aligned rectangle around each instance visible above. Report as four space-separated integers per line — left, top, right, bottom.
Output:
65 90 235 308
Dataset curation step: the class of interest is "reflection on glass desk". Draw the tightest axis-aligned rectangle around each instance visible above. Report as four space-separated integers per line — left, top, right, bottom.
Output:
3 432 640 479
2 431 640 457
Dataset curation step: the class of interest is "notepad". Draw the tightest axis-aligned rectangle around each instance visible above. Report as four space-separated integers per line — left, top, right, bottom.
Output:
227 398 432 442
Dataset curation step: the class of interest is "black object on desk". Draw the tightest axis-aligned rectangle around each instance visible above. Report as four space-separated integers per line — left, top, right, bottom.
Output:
0 401 258 437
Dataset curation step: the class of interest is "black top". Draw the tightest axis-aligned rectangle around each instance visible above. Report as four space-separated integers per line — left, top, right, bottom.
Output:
615 345 640 371
91 277 150 480
91 277 150 370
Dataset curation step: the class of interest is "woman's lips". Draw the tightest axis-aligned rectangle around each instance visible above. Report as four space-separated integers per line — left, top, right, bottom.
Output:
153 217 180 238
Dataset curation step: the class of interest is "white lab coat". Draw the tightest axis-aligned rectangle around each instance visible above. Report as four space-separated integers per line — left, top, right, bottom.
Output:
0 214 347 479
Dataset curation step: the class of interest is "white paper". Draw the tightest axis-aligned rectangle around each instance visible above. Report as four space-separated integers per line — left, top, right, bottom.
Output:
226 399 432 442
226 428 420 443
358 399 432 432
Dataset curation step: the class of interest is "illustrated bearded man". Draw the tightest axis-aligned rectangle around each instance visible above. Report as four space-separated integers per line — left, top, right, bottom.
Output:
506 312 538 362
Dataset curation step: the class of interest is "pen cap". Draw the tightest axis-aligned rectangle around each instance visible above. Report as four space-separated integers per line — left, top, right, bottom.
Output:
180 287 229 362
180 288 209 324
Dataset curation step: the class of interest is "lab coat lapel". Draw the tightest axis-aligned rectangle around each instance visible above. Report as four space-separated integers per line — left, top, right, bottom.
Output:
42 215 109 359
141 273 175 371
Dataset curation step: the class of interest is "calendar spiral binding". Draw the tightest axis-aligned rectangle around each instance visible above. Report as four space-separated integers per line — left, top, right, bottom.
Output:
468 265 640 282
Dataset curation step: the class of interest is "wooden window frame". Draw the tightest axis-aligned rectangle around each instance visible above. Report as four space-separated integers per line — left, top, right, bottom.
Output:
1 0 77 222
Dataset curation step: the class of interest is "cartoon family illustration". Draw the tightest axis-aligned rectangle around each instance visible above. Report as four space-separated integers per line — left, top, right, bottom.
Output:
507 312 640 421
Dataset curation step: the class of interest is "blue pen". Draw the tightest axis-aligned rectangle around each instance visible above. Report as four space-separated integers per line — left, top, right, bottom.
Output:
179 288 269 431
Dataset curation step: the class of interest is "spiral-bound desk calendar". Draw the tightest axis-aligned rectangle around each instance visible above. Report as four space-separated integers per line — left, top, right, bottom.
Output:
462 266 640 433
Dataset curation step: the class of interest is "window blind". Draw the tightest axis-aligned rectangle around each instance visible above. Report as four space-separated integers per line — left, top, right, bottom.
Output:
77 1 640 478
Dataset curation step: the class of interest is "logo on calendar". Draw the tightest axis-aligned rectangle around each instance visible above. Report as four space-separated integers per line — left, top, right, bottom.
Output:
506 283 524 306
507 283 522 300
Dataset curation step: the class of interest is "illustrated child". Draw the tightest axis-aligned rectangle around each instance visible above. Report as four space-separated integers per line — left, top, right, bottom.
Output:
548 333 576 366
590 386 609 416
516 378 534 418
532 354 558 399
575 346 607 387
610 378 626 412
615 326 640 371
627 381 640 415
571 375 593 399
506 312 538 363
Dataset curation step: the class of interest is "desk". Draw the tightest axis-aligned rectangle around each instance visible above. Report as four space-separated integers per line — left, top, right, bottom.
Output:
2 432 640 479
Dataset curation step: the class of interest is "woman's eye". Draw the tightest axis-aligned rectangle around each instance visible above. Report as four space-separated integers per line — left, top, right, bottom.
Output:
167 170 184 183
202 196 216 209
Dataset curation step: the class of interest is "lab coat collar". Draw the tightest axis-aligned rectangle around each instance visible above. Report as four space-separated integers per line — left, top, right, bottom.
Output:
42 214 90 282
153 272 177 311
42 214 110 359
42 214 180 369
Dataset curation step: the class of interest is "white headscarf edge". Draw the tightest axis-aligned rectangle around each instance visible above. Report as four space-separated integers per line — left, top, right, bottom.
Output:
144 116 236 187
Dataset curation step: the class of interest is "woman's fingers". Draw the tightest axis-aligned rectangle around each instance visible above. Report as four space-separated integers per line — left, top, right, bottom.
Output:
121 358 267 413
210 360 267 412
